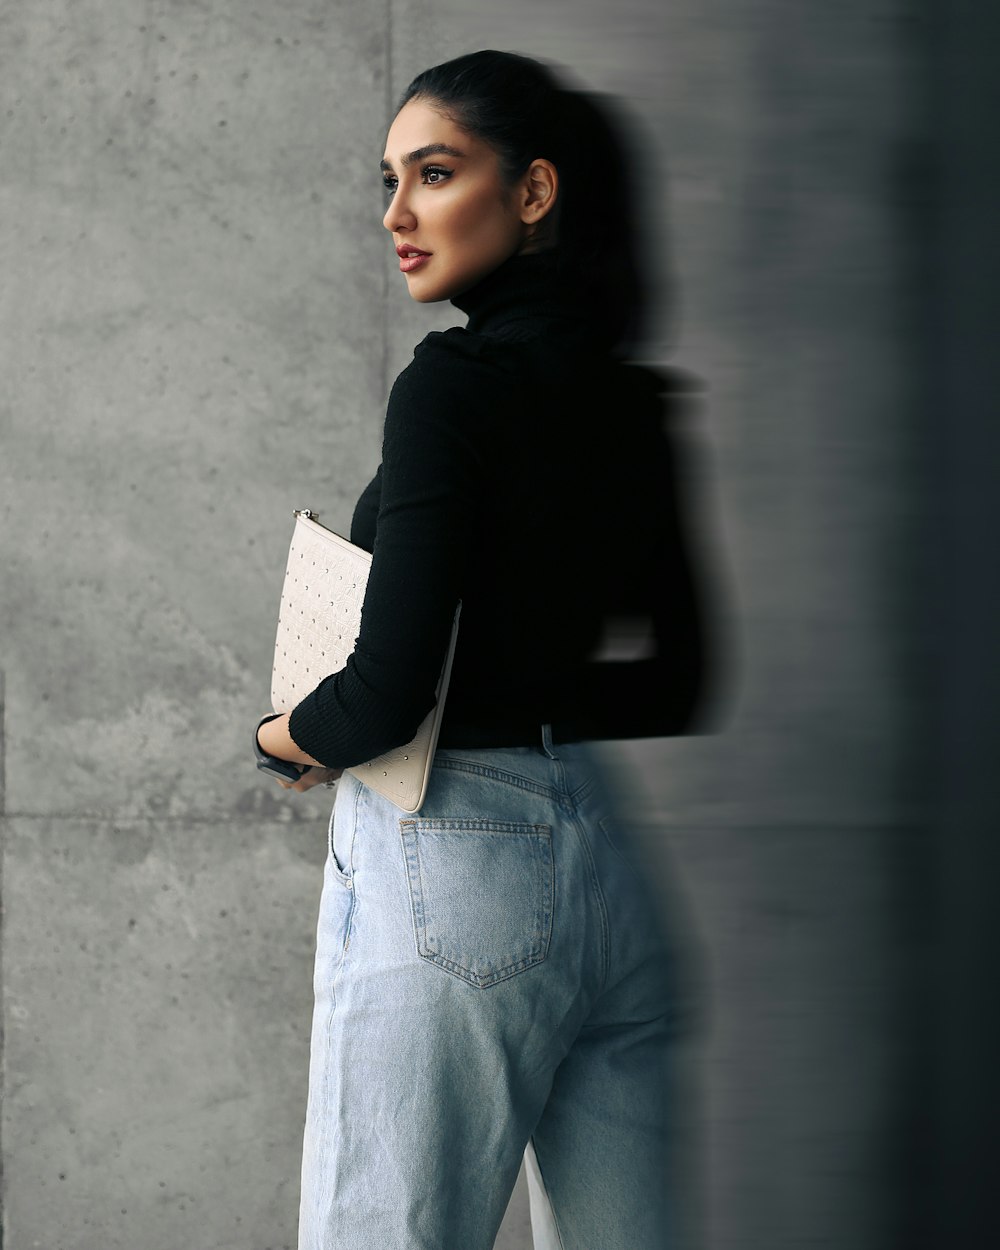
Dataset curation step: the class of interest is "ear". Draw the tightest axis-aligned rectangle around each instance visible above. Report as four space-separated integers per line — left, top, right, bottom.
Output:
518 159 559 226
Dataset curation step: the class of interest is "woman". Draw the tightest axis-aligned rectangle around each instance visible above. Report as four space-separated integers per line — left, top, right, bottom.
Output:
255 49 707 1250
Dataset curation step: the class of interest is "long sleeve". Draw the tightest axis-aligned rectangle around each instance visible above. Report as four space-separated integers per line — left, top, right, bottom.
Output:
286 331 505 768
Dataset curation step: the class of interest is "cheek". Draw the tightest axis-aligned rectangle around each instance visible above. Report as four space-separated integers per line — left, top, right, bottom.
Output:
444 186 515 248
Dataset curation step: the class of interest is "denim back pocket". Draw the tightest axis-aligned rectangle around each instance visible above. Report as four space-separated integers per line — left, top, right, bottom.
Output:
399 819 553 988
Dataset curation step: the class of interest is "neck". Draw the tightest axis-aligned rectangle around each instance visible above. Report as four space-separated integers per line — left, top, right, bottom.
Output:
450 251 593 340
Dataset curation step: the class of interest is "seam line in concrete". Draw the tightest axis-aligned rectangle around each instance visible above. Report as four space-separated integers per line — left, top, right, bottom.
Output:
1 667 6 1244
0 668 5 817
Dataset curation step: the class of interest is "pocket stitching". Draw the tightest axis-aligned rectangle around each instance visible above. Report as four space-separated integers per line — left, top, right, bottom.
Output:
400 820 553 989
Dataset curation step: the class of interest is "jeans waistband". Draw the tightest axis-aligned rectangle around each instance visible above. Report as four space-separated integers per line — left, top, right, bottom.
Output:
436 719 589 753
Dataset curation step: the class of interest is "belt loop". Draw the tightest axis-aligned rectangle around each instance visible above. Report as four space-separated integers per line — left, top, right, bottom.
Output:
539 723 559 760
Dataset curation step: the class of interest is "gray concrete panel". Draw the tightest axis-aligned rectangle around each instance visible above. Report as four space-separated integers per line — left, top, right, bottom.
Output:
2 0 389 821
663 823 902 1250
2 813 325 1248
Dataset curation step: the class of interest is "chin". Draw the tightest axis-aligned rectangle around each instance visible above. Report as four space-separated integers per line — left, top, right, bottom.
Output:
404 276 455 304
408 288 449 304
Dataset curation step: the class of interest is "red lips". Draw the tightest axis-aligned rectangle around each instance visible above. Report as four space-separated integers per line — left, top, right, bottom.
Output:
395 241 432 274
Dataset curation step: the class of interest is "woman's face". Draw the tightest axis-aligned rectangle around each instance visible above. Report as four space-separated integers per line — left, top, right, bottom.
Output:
381 98 528 303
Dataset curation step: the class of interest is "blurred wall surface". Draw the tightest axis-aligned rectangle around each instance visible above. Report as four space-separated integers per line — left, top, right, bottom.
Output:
1 1 932 1248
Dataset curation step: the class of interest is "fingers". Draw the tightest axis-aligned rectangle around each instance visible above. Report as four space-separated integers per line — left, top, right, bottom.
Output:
280 774 318 793
273 768 339 794
293 774 326 793
293 768 339 793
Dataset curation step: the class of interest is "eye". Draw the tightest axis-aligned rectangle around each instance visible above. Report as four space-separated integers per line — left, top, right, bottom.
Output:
382 174 398 196
422 166 452 185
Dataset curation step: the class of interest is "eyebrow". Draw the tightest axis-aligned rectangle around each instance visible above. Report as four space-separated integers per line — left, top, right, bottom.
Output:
379 143 466 172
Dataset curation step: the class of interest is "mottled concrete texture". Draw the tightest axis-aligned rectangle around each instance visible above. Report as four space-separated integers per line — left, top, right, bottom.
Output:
3 815 322 1248
2 1 925 1248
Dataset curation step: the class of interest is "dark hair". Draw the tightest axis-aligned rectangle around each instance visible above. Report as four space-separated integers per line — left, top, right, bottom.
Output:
396 50 648 350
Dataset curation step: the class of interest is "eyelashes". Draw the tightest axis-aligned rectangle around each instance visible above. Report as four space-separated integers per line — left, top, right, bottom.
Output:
382 165 453 195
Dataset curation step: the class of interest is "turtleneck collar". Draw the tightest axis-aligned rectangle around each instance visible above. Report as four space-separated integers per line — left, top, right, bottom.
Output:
450 251 594 341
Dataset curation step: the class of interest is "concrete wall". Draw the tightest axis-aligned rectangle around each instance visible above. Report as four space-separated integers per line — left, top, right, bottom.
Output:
1 2 927 1247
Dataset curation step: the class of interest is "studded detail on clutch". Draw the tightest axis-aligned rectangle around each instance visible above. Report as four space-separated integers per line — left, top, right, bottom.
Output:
271 510 460 814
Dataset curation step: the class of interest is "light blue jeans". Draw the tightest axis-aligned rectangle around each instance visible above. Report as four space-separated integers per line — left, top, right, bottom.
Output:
298 732 682 1249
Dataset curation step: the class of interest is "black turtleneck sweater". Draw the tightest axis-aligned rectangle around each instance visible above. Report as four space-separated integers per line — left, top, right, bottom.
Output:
287 253 706 768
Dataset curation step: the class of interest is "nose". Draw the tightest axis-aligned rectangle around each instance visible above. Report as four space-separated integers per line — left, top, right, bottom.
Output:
383 191 416 234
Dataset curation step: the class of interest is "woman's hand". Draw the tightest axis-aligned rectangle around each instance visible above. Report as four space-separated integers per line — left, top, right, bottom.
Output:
275 766 344 794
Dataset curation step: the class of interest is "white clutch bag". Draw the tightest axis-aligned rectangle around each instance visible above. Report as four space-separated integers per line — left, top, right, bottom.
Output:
271 509 460 813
